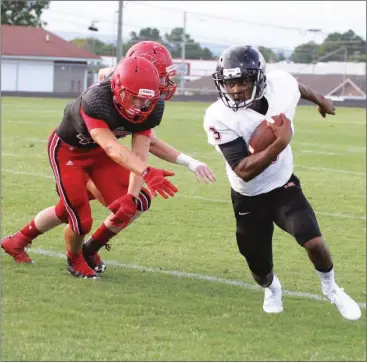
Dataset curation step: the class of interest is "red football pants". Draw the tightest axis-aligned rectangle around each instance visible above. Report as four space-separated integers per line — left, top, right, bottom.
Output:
48 131 150 235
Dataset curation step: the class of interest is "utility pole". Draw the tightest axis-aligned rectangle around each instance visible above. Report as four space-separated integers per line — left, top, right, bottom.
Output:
180 11 187 96
342 47 348 98
116 0 123 65
307 28 322 74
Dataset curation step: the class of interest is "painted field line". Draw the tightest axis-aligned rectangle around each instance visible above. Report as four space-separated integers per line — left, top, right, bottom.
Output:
4 119 59 127
28 248 366 309
3 170 54 179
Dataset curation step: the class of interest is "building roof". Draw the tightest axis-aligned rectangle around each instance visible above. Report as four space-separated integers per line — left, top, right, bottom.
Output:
292 74 366 95
1 25 100 60
186 73 366 97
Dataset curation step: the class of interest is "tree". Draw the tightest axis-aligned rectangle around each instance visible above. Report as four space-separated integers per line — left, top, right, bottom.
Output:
290 42 319 63
71 37 116 56
290 30 366 63
277 51 286 62
317 30 366 62
122 27 214 59
123 27 163 55
164 27 214 59
1 0 50 27
258 46 280 63
73 26 216 59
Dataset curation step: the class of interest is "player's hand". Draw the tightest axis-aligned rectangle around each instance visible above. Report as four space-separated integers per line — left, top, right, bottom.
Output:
98 67 112 82
141 167 178 199
188 160 216 184
267 113 293 148
317 97 336 118
108 193 137 225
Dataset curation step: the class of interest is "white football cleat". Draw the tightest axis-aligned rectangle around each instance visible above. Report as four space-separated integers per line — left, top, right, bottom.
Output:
325 286 361 321
263 276 284 314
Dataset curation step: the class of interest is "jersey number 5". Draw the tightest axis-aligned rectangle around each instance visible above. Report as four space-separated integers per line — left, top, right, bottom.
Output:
209 127 221 141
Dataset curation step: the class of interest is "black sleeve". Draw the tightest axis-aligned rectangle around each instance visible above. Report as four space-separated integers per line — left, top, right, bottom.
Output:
81 82 113 120
219 137 249 169
145 99 165 128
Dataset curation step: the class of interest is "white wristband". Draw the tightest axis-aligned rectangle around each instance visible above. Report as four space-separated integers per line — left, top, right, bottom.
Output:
176 153 195 167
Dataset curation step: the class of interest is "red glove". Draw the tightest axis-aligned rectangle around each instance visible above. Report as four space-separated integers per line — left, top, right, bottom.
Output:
141 167 178 199
108 193 138 225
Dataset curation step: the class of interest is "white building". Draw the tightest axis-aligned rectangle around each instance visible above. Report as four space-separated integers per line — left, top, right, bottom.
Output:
2 25 101 94
100 55 365 82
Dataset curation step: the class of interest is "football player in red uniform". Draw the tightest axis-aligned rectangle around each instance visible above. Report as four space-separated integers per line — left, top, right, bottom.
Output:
4 56 179 279
2 42 215 276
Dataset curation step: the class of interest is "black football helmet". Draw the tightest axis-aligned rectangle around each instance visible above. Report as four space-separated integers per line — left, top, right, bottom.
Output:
213 45 267 111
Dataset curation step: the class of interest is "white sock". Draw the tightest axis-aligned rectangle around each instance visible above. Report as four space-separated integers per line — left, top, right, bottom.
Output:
317 267 337 293
268 274 281 292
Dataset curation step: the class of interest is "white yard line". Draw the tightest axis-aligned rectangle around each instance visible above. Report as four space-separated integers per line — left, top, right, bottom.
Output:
4 120 58 127
2 152 44 158
3 149 365 176
2 132 366 155
3 149 357 158
300 150 338 156
3 170 54 179
26 248 365 309
2 169 365 221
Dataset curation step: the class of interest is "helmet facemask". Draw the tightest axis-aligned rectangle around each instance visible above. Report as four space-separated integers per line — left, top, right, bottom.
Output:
110 56 161 124
213 67 266 111
113 86 159 123
158 64 177 100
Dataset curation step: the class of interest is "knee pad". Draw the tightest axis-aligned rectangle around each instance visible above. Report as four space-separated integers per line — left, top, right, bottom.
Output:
71 216 93 236
137 188 151 212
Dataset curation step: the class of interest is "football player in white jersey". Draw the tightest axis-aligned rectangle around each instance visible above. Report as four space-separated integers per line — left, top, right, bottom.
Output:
204 45 361 320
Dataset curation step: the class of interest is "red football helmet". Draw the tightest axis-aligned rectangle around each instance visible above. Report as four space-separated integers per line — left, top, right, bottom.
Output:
111 56 160 123
126 41 177 100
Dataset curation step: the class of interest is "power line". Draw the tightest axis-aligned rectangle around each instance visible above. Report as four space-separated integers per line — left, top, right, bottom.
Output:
131 1 327 35
43 8 365 56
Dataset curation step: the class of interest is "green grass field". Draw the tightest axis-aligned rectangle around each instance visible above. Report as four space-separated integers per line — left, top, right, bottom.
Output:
1 97 366 361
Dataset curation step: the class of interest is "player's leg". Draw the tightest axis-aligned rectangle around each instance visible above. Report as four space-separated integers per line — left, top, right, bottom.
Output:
48 132 97 279
1 204 66 263
231 189 283 313
82 156 151 272
86 178 107 206
273 174 361 320
1 174 102 264
83 188 151 273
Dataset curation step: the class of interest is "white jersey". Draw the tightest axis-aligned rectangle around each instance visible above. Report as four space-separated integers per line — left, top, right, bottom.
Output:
203 70 301 196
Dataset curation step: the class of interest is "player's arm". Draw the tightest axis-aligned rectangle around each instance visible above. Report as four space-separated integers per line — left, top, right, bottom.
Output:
90 127 148 175
127 131 151 198
205 112 291 182
220 135 287 182
149 130 216 183
298 82 336 117
90 127 177 198
107 131 152 226
81 107 177 199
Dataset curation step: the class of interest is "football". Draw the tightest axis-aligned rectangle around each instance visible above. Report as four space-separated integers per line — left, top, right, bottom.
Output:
248 115 283 154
